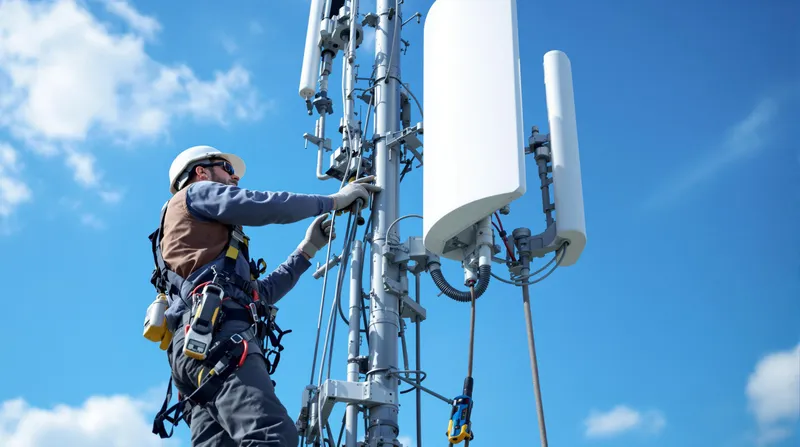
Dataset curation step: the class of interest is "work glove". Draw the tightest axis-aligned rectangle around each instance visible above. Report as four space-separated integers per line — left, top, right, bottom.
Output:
298 214 336 258
328 177 382 212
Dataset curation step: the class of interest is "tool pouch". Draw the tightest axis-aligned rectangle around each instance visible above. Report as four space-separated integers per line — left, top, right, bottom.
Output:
183 283 224 360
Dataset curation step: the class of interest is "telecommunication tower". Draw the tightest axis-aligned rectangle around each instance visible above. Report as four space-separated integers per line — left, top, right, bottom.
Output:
294 0 586 446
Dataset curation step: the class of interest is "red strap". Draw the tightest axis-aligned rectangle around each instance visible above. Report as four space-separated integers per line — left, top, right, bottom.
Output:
237 340 249 368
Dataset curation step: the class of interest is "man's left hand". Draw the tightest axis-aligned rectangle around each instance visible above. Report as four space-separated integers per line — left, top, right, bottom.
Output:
298 214 336 259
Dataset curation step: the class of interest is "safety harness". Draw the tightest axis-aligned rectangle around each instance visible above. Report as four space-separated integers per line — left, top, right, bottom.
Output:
147 200 292 439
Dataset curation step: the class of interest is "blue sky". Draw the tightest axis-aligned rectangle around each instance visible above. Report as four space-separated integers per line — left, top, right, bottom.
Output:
0 0 797 446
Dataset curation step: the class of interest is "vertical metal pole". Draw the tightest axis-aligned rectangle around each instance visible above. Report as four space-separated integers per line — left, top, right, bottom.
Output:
414 271 422 447
344 3 361 444
345 240 364 447
368 0 402 445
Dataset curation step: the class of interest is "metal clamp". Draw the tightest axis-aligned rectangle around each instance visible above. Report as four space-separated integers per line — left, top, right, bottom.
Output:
386 122 423 164
302 380 397 443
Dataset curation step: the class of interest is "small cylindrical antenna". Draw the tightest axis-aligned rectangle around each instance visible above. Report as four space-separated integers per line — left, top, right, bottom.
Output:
299 0 326 100
543 50 586 266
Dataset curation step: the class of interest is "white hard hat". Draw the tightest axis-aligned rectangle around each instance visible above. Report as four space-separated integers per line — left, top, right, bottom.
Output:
168 145 246 194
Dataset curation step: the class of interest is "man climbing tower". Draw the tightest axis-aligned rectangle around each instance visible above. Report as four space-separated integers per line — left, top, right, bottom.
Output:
150 145 380 446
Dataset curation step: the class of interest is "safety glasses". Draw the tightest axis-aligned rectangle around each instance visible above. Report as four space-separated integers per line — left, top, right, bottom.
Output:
198 160 235 176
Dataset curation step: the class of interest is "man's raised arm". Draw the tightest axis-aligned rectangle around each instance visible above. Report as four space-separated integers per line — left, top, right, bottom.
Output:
185 181 333 226
184 180 379 227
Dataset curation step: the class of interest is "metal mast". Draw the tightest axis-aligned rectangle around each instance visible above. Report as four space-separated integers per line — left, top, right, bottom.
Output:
297 1 413 446
366 0 402 444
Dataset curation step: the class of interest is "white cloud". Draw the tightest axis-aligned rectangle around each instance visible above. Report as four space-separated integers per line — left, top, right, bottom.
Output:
0 0 265 143
80 213 106 230
746 343 800 446
0 143 32 217
584 405 666 438
641 97 779 211
102 0 161 41
221 35 238 54
64 149 101 187
0 0 267 218
0 389 184 447
98 189 124 204
398 434 415 447
249 20 264 36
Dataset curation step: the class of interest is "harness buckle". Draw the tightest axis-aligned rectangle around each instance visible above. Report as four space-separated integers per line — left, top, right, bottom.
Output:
230 333 244 344
248 302 259 322
231 229 246 246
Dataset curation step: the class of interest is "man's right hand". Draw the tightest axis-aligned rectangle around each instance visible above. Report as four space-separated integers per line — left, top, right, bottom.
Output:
329 180 382 211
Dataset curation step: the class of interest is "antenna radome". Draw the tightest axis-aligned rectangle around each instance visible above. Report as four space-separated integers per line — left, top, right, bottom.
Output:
543 50 586 266
299 0 326 99
422 0 527 261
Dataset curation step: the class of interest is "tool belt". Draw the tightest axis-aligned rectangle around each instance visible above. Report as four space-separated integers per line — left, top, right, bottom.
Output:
151 288 292 439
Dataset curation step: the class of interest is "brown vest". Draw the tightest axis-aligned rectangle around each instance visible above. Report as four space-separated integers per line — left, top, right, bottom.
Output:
160 187 230 279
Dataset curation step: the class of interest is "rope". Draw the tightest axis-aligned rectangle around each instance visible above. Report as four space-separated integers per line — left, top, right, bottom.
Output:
467 285 476 378
522 269 549 447
464 285 476 447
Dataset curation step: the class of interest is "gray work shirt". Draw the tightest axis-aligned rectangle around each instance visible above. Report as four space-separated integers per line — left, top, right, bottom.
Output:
160 180 334 330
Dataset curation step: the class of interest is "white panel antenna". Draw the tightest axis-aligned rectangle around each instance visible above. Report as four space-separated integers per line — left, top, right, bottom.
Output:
422 0 526 262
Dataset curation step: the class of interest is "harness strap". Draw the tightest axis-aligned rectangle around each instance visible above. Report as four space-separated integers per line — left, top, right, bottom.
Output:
221 304 291 376
152 328 252 438
263 321 292 376
223 226 248 273
148 202 175 297
151 377 184 438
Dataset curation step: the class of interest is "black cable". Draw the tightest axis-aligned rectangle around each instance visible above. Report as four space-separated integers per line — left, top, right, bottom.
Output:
335 413 346 447
359 212 374 348
336 212 355 326
430 264 491 302
327 203 368 380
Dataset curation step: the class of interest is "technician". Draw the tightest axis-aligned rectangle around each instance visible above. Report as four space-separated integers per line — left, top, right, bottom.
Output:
152 145 379 446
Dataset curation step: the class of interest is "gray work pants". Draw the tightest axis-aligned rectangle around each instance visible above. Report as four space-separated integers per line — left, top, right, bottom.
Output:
169 310 298 447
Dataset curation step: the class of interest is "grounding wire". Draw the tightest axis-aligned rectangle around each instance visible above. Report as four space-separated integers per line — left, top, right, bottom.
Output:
389 75 423 118
385 213 422 243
